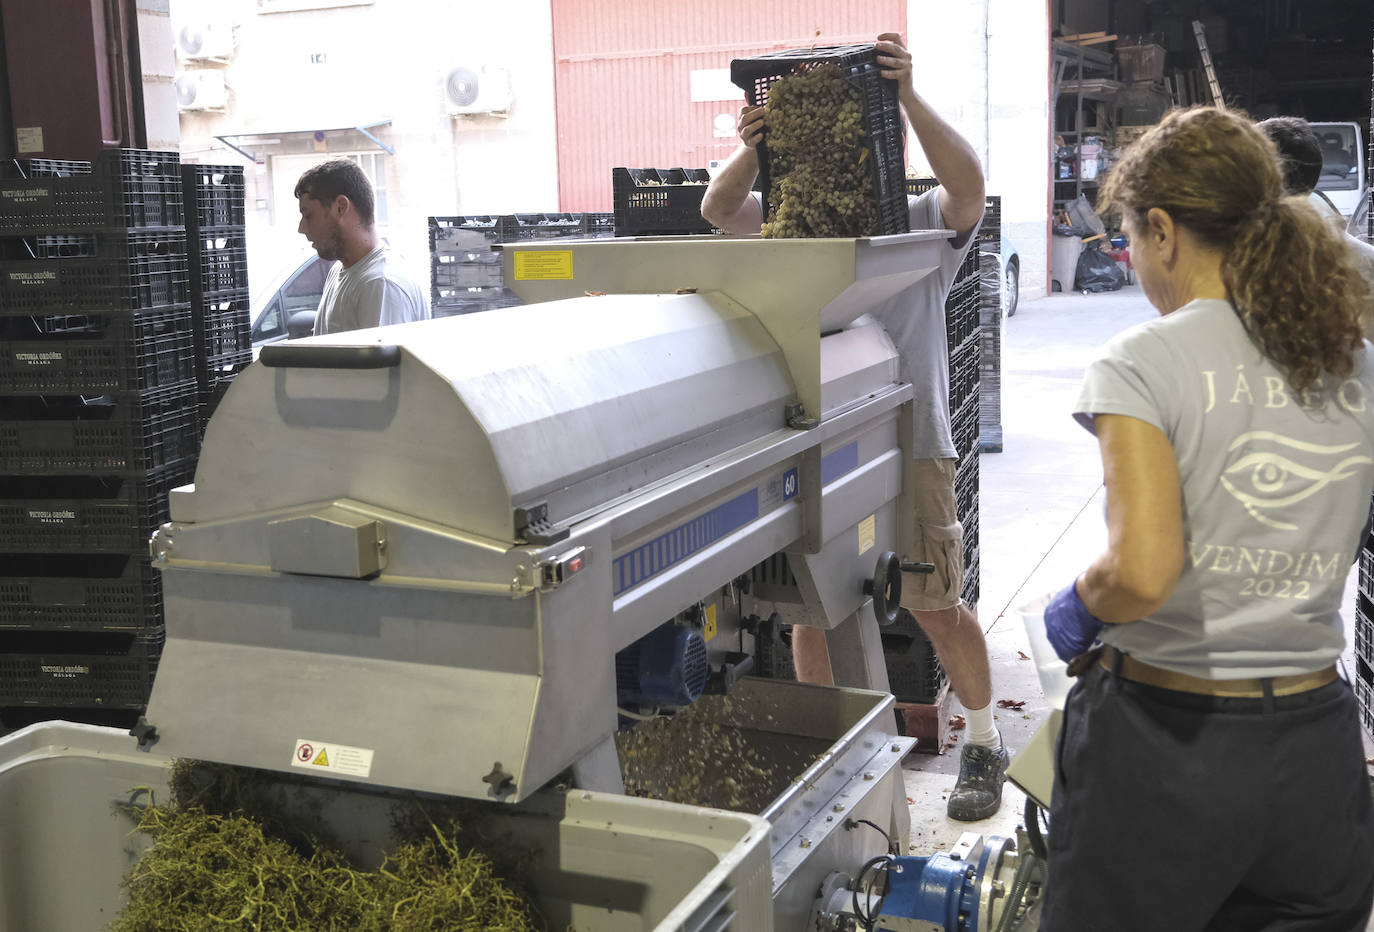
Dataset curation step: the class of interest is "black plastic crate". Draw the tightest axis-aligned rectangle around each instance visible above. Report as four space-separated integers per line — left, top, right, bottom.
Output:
952 387 980 462
0 228 188 313
883 608 946 703
0 462 194 554
732 45 908 236
429 215 505 255
612 168 716 236
0 626 163 707
188 228 248 297
961 548 980 608
7 158 91 178
182 164 246 230
0 304 195 397
582 212 616 238
195 289 251 377
0 553 163 632
0 382 200 475
945 289 980 352
431 253 503 293
198 358 251 431
1355 591 1373 665
506 212 586 241
0 149 182 233
753 613 795 681
949 337 980 412
432 283 521 315
906 176 939 197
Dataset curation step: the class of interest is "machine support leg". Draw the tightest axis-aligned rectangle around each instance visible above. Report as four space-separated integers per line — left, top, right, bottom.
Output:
571 733 625 794
824 601 892 693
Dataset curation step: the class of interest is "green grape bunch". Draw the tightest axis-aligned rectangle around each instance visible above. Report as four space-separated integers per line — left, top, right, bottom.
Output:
759 62 879 239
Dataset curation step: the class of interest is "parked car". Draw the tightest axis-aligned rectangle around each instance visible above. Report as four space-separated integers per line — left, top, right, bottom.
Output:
249 249 334 352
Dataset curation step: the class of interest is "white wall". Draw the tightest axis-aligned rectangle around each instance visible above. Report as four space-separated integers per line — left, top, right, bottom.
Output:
904 0 1050 300
170 0 560 292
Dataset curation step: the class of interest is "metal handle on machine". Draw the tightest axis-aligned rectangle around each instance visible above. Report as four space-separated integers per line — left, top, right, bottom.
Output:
863 550 903 626
259 344 402 369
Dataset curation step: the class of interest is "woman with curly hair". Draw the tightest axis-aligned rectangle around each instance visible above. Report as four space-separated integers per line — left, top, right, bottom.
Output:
1040 106 1374 930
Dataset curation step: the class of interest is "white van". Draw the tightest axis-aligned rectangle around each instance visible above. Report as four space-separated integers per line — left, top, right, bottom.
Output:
1309 121 1367 228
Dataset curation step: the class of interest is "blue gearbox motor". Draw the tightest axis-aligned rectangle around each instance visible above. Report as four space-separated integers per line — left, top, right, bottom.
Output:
614 622 709 708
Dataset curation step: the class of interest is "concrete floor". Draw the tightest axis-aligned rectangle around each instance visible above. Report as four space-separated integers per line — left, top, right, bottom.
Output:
901 284 1374 860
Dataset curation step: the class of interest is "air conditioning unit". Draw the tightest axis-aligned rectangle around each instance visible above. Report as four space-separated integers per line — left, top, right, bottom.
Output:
175 71 228 111
174 14 235 60
445 65 513 116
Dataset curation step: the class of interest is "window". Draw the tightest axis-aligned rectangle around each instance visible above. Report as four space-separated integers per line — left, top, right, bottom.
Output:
1316 125 1360 192
251 295 285 342
282 256 334 314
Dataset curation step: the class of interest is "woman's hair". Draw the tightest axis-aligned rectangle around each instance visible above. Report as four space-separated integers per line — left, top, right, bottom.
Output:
1099 106 1366 392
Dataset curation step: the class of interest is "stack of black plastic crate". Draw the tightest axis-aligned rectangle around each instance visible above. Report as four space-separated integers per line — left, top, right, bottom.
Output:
0 150 196 734
182 164 250 428
428 212 616 317
978 195 1003 453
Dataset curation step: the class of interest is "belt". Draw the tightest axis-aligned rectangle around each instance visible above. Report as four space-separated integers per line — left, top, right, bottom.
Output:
1098 645 1338 698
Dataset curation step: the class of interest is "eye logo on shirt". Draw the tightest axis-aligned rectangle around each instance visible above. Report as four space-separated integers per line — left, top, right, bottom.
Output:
1219 431 1373 530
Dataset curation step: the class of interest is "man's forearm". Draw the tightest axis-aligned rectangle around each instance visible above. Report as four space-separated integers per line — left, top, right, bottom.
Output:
701 146 760 233
901 88 985 229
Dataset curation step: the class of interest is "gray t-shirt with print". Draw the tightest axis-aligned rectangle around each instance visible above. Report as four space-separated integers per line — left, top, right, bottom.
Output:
1074 298 1374 677
868 190 983 458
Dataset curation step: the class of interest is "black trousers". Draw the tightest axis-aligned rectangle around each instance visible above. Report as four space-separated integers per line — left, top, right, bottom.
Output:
1041 661 1374 932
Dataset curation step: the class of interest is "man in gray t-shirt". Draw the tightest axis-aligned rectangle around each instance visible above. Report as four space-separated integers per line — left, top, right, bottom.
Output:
1260 118 1374 333
703 33 1004 821
294 159 431 336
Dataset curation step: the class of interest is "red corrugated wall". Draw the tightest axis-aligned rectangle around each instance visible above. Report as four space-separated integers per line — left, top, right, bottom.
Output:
550 1 907 210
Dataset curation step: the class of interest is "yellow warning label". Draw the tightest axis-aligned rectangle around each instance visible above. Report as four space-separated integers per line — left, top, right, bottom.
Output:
513 250 574 281
704 603 718 641
858 514 876 556
312 749 330 767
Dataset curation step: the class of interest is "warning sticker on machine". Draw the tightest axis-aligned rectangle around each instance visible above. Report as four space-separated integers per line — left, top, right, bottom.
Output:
513 250 574 281
858 514 876 555
291 738 374 778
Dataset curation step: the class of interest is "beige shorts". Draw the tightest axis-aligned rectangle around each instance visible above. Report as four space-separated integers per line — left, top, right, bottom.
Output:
902 457 965 612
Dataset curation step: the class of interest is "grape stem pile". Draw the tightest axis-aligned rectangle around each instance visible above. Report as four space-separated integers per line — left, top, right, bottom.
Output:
761 63 877 239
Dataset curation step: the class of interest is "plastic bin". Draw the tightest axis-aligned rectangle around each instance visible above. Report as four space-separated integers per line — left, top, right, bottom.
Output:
0 149 183 233
0 628 163 708
1018 594 1073 709
0 552 165 632
883 608 946 703
952 387 980 462
0 462 194 554
0 228 189 313
612 168 716 236
0 382 200 475
188 227 248 297
181 164 246 230
0 304 195 396
0 721 775 932
195 288 251 379
731 45 909 236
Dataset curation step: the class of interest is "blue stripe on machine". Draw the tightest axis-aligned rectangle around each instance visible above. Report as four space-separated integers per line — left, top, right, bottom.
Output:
820 442 860 485
612 489 761 596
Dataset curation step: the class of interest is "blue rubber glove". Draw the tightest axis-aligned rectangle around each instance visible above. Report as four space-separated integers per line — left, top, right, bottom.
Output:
1043 578 1105 662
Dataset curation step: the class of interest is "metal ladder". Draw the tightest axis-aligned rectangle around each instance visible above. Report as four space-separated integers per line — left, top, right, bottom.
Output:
1192 20 1225 107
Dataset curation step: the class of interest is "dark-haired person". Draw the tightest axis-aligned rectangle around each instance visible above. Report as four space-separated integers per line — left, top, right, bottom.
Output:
1040 106 1374 930
703 34 1006 822
1258 117 1374 298
294 159 429 336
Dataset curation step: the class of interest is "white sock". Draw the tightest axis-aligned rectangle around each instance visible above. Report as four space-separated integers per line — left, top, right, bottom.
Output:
963 702 1001 749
